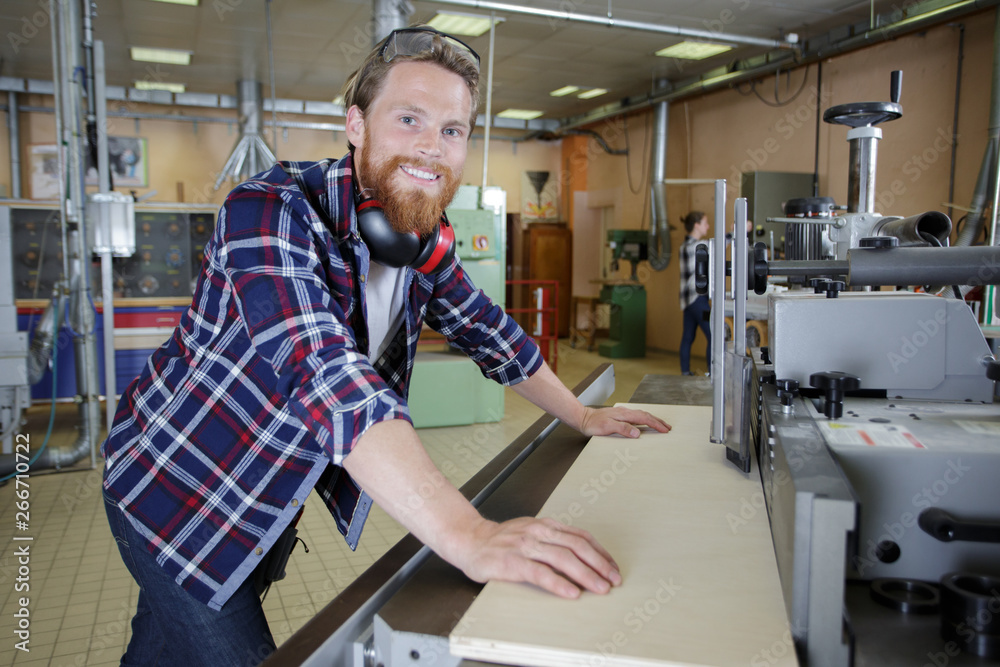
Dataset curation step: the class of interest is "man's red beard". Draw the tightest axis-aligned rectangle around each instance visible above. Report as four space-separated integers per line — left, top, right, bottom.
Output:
357 142 461 237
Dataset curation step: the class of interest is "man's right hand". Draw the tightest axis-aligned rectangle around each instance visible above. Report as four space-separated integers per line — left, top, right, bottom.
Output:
456 516 622 598
344 419 621 599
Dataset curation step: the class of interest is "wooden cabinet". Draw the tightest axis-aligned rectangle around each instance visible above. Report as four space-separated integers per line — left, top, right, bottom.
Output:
506 215 572 338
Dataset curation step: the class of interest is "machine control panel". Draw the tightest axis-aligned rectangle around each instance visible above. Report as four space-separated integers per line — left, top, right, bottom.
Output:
7 203 216 300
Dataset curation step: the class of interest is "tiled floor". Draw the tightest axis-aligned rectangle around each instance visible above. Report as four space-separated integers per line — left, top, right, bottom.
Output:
0 342 685 666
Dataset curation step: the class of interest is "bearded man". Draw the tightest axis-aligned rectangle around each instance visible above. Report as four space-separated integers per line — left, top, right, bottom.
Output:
101 27 670 666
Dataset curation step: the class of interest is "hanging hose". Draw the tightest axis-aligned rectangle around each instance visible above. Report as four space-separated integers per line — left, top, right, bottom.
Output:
0 309 60 483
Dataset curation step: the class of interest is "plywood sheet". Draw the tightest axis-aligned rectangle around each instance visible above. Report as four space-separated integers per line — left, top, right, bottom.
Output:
450 404 798 667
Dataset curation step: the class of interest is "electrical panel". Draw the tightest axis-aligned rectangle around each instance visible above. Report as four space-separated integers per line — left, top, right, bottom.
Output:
6 202 216 300
10 206 65 300
117 209 215 298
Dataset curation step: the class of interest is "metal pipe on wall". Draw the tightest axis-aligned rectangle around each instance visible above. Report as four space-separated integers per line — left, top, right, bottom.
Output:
648 101 670 270
265 0 278 158
65 0 100 471
7 91 20 198
481 14 496 195
49 0 70 286
958 8 1000 246
422 0 793 49
95 39 118 436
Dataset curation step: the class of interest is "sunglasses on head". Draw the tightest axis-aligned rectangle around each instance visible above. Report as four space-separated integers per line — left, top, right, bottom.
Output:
378 26 481 72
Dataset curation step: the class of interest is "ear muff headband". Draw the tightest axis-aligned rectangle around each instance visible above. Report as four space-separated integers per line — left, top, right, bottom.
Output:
413 216 456 274
354 191 455 275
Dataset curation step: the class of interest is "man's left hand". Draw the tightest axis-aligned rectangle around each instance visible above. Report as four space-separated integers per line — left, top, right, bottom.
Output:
578 406 671 438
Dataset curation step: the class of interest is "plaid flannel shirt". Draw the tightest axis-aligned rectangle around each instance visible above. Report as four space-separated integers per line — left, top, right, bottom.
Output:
679 235 705 311
101 155 543 610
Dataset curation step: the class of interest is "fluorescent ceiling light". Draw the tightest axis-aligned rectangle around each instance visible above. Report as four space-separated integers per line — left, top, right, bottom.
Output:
655 41 733 60
135 80 186 94
497 109 543 120
550 85 580 97
578 88 607 99
149 0 199 5
428 12 493 37
130 47 191 65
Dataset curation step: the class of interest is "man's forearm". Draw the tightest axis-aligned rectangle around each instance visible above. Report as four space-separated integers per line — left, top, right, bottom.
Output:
509 362 587 430
341 418 623 597
342 419 485 567
511 362 672 439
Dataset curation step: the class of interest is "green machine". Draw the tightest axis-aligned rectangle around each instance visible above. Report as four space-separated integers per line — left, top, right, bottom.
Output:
407 185 507 428
599 229 648 359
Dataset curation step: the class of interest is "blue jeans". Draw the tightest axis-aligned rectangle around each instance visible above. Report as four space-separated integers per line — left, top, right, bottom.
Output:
104 491 276 666
680 295 712 373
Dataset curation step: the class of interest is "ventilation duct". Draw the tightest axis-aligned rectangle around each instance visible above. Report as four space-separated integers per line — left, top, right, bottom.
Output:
957 9 1000 248
214 80 277 190
648 101 670 270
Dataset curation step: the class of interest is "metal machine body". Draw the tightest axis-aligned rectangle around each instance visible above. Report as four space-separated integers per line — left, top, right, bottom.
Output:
752 355 1000 666
708 71 1000 666
769 291 995 402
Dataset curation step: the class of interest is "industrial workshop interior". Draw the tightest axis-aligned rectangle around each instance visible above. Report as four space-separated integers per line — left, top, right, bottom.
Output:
2 0 1000 665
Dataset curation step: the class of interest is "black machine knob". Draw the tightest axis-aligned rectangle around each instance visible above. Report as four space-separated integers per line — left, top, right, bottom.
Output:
752 242 768 295
810 278 827 294
859 236 899 249
809 371 861 419
919 507 1000 544
823 280 845 298
890 70 902 104
695 243 709 294
986 359 1000 381
776 378 800 407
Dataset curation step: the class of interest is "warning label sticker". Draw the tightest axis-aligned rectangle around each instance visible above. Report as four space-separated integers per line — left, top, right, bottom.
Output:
818 422 925 448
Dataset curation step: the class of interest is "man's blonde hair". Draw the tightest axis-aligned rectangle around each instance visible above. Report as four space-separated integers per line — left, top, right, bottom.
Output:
341 29 480 150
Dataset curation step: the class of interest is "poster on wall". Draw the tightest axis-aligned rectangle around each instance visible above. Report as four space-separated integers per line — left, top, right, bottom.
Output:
520 170 559 221
28 144 60 199
86 136 149 187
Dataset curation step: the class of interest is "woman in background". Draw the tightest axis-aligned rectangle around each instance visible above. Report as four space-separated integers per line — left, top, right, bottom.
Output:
678 211 711 376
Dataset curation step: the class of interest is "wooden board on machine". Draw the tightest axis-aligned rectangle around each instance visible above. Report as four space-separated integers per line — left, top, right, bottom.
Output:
450 404 798 667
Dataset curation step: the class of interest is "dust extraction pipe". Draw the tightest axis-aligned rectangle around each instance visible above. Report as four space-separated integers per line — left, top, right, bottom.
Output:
214 80 277 190
958 8 1000 247
648 101 670 270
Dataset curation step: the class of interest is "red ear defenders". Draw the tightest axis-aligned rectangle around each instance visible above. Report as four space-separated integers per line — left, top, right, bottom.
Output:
355 192 456 275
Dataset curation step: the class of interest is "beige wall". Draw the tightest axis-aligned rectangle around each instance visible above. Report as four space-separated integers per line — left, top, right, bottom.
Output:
578 8 997 353
4 96 562 210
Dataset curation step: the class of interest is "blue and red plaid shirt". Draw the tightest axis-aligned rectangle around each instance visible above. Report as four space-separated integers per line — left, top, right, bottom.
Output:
101 155 542 610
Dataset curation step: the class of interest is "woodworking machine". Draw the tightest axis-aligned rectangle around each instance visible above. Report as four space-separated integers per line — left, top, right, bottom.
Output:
706 72 1000 667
